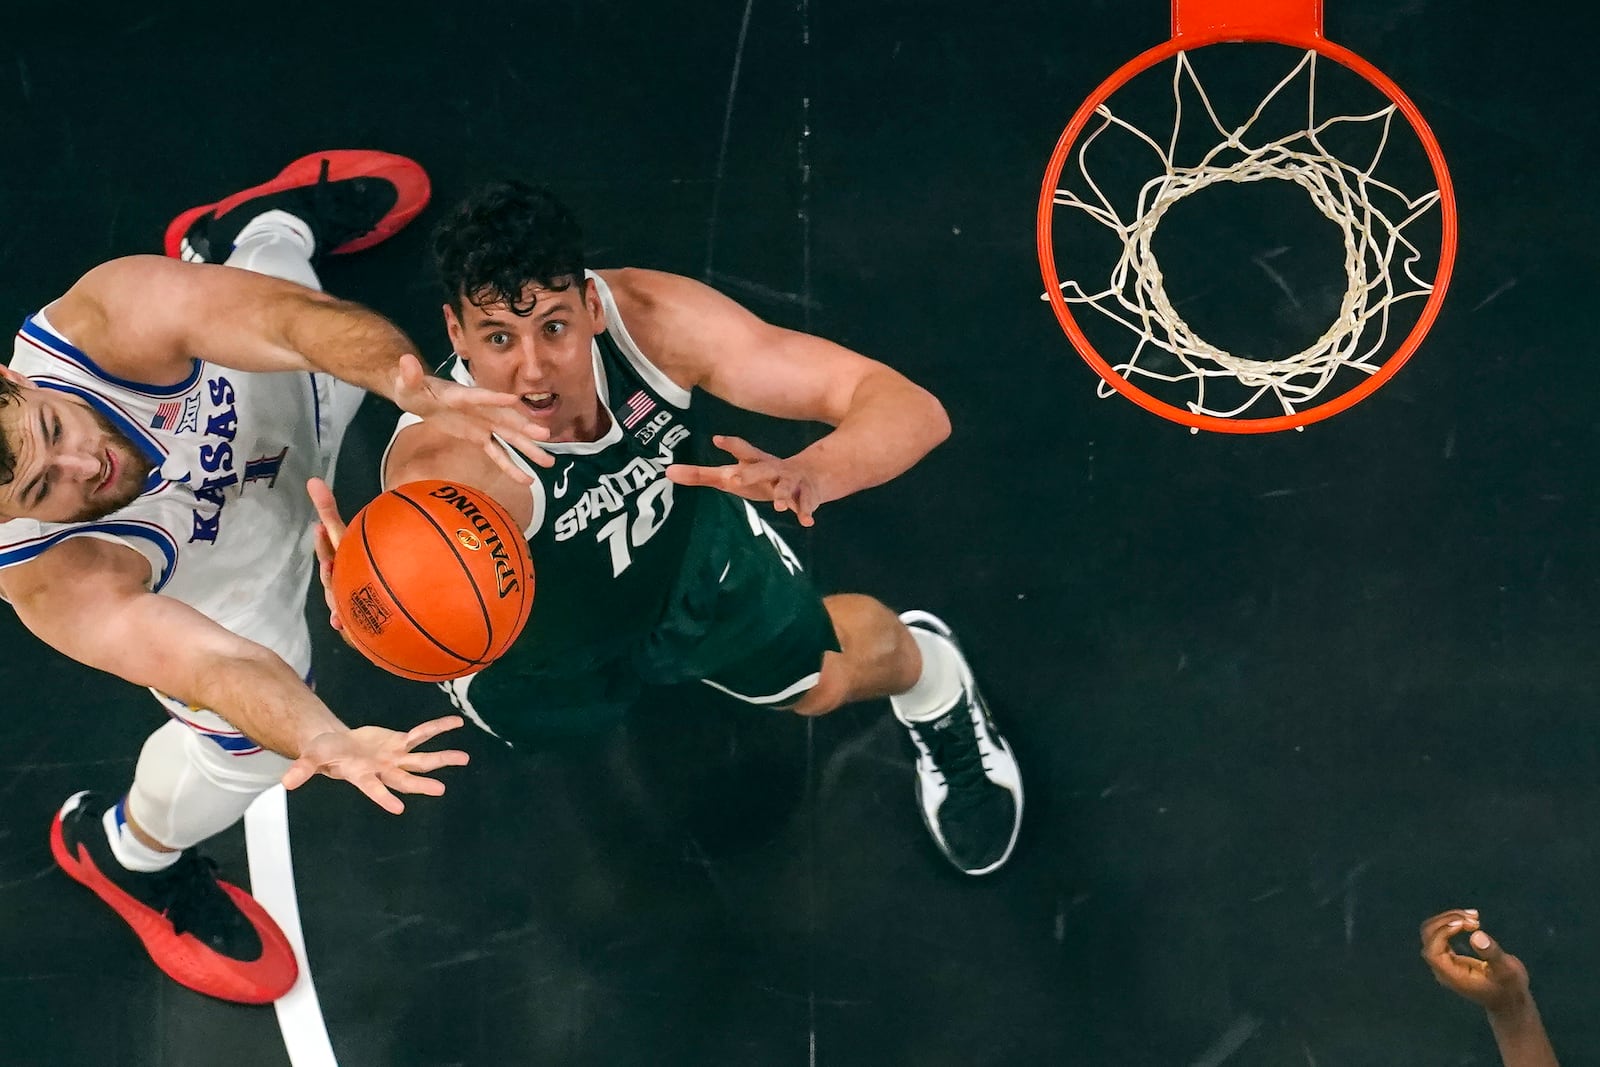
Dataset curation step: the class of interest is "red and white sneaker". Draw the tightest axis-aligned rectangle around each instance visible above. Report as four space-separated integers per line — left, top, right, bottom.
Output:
164 149 431 263
49 791 298 1004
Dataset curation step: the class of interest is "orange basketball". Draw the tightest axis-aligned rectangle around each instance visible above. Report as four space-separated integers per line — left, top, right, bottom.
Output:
331 480 534 681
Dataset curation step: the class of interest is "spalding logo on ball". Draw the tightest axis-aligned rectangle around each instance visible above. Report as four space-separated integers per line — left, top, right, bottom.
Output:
331 480 534 681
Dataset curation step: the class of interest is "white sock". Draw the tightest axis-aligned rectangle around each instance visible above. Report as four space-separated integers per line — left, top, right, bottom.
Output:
890 627 964 723
224 210 321 290
102 797 179 873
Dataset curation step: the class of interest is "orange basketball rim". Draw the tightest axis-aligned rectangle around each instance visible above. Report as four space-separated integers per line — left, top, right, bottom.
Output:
1036 0 1458 433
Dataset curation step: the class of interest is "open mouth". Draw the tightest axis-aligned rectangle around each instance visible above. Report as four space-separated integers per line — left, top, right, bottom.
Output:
96 448 117 494
522 393 558 414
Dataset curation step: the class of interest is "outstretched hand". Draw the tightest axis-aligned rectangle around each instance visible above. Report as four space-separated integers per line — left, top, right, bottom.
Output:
1420 908 1532 1014
390 353 554 479
281 714 471 814
666 434 824 526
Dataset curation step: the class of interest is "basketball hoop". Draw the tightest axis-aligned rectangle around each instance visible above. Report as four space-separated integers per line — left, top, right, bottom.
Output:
1037 0 1457 432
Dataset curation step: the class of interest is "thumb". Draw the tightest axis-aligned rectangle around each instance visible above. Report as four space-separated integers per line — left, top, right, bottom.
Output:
281 757 316 791
306 477 348 546
397 353 425 387
1470 930 1503 961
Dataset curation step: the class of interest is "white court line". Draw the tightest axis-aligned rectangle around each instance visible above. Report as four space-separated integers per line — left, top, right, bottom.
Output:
245 785 338 1067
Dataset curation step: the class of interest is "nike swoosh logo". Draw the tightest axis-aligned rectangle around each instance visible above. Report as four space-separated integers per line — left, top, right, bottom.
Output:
553 462 574 498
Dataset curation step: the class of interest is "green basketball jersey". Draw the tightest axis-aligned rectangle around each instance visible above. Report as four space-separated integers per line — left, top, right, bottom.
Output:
387 276 840 742
400 275 735 673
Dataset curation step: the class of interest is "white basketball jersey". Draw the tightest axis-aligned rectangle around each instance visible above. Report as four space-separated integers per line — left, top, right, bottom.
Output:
0 310 364 675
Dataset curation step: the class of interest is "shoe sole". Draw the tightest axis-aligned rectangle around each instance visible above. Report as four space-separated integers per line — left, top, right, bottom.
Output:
163 149 432 260
49 791 298 1004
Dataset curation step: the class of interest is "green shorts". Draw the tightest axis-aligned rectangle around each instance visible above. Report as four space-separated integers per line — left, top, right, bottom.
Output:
441 499 840 749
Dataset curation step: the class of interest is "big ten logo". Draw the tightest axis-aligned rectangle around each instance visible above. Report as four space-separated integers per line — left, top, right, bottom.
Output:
634 408 673 446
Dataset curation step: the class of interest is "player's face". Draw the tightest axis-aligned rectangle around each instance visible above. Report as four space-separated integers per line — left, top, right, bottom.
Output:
0 375 155 523
445 277 608 443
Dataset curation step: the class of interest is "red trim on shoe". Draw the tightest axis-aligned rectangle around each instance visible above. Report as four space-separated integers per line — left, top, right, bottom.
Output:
49 808 298 1004
162 149 432 259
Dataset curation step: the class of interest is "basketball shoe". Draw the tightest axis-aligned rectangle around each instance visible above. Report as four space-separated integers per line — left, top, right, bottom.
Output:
49 791 298 1003
164 149 431 264
892 611 1023 875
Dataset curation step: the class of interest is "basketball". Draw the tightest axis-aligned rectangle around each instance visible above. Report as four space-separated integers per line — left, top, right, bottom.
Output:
331 480 534 681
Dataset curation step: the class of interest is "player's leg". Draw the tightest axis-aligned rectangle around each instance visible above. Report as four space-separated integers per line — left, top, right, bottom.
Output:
166 149 430 272
50 707 299 1003
47 153 437 1003
805 599 1025 875
164 151 427 475
690 501 1022 875
779 593 918 714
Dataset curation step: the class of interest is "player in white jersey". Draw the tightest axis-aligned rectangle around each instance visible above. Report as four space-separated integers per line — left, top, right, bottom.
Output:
0 152 546 1003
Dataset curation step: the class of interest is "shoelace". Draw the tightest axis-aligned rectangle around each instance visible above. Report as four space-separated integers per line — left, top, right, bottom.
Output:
151 851 238 939
919 711 991 810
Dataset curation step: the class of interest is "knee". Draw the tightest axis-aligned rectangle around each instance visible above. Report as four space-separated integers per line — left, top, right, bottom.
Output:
826 595 913 667
785 652 851 717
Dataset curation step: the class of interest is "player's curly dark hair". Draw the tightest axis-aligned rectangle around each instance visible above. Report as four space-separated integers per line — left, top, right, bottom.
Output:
432 180 586 316
0 375 22 485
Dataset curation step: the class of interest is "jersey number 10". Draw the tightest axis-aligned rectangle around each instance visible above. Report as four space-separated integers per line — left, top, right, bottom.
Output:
596 477 675 577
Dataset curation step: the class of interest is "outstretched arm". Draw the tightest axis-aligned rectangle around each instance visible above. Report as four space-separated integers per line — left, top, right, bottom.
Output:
45 255 550 475
0 537 468 814
616 269 950 524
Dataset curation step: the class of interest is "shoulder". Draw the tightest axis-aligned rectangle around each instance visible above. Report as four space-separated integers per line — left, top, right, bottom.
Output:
594 268 770 389
596 267 743 325
0 533 153 613
43 255 203 389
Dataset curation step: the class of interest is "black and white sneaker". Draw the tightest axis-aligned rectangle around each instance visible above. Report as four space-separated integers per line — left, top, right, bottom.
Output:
163 149 431 264
892 611 1023 875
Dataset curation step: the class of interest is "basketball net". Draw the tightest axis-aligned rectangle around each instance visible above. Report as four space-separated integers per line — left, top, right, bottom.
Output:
1046 49 1444 422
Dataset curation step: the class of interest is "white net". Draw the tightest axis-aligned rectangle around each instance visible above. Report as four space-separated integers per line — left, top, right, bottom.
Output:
1045 48 1445 422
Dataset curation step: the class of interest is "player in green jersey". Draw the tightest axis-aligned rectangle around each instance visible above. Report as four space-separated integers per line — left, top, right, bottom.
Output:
308 180 1023 875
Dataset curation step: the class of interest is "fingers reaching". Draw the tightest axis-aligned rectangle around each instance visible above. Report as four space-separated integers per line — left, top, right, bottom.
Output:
713 434 774 463
352 773 405 815
399 748 472 774
481 439 539 486
1421 908 1480 954
772 475 820 526
381 768 449 797
404 714 466 749
665 462 733 490
306 477 347 549
283 716 471 815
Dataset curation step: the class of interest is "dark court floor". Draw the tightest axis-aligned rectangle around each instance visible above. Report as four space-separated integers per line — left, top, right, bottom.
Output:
1 1 1596 1064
